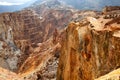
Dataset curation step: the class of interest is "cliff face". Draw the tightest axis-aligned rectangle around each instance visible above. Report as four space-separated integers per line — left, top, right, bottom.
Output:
0 9 73 44
57 11 120 80
0 3 120 80
0 0 79 79
0 24 22 71
16 28 66 80
0 1 74 73
0 10 69 43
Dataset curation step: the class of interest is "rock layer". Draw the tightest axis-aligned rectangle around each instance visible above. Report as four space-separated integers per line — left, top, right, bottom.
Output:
0 1 74 73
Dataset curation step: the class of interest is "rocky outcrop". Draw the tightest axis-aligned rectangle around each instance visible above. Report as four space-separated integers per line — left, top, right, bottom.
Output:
57 12 120 80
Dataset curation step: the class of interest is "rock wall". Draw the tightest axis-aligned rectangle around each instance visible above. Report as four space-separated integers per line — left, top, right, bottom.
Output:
0 10 45 43
0 9 73 43
0 25 21 71
57 16 120 80
0 8 73 73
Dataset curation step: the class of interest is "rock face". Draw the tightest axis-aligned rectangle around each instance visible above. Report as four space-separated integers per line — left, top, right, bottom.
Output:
0 28 21 71
0 10 55 43
0 0 74 73
0 6 73 44
0 2 120 80
0 0 79 80
15 22 66 80
57 10 120 80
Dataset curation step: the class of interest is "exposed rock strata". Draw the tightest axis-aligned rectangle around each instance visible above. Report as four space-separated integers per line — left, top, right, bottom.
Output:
0 5 120 80
0 1 75 74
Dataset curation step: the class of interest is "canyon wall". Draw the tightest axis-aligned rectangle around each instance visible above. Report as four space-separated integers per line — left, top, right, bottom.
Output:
0 3 119 80
57 13 120 80
0 6 73 72
0 9 73 43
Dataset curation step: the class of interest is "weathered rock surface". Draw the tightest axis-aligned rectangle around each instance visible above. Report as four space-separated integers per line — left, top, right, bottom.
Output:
0 0 75 73
0 27 62 80
0 3 120 80
0 0 77 72
0 31 21 71
57 9 120 80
